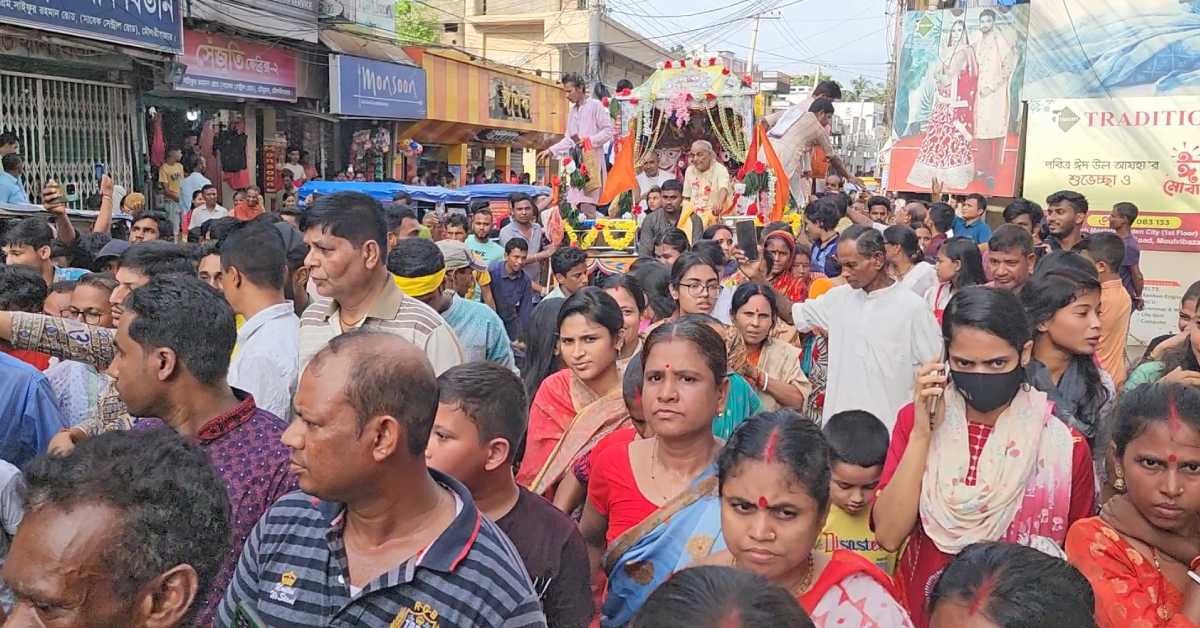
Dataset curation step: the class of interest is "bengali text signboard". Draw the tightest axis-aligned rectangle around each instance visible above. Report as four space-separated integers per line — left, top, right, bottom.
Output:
0 0 183 53
1024 96 1200 341
177 30 297 102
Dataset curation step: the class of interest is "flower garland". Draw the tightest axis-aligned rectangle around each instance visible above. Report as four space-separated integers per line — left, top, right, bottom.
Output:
666 91 692 128
564 219 637 250
741 162 769 196
634 112 667 166
556 176 584 232
561 155 590 191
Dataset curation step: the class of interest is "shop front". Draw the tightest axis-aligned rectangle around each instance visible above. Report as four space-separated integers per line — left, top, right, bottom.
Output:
326 53 427 183
0 0 182 206
397 49 566 187
148 27 327 212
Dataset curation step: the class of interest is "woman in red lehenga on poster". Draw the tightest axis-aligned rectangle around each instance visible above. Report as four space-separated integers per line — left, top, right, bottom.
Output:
907 19 978 191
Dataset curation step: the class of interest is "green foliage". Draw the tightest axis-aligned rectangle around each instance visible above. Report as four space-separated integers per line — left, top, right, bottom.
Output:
395 0 439 44
843 75 886 104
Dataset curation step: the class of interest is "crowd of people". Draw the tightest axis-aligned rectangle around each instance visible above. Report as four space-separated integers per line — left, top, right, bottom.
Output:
2 118 1200 628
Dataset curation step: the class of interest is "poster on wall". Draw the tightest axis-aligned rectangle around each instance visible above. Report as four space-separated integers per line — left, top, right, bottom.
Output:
1024 0 1200 100
887 5 1029 195
1024 96 1200 341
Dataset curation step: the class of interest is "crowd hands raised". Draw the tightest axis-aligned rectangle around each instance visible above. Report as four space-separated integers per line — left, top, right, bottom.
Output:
0 175 1197 628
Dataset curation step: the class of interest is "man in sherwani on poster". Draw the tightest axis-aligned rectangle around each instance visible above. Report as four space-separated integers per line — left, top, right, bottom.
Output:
972 9 1017 189
540 73 614 216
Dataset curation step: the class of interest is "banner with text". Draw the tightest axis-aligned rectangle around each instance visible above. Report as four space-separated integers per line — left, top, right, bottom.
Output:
1024 96 1200 342
0 0 183 53
177 30 297 102
1024 97 1200 253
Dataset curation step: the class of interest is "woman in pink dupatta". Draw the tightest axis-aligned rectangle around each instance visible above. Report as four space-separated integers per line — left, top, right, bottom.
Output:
517 288 630 498
872 287 1094 628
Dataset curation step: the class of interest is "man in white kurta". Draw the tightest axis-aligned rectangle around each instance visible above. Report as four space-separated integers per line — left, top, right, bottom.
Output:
682 140 731 221
541 73 614 211
791 227 942 430
972 9 1016 186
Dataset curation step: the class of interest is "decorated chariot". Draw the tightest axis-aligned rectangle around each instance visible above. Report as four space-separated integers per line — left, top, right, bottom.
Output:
549 57 792 276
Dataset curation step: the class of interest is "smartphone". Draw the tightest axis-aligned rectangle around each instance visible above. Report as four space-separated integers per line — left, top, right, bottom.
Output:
735 220 758 261
233 603 267 628
928 360 950 415
93 163 106 181
65 182 79 202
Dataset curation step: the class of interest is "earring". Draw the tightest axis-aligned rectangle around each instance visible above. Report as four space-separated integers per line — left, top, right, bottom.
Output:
1113 469 1127 494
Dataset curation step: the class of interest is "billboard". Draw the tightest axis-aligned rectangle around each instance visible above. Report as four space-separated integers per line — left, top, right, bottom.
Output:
888 6 1029 195
1024 0 1200 99
177 30 298 102
0 0 183 53
1024 96 1200 341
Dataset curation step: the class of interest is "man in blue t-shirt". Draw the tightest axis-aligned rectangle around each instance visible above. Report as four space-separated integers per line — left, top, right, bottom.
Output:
953 193 993 245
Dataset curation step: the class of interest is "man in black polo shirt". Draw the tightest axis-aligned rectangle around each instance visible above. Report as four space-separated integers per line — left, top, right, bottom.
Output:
217 331 545 627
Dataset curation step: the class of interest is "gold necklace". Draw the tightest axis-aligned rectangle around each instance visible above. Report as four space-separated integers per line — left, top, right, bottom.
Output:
791 553 817 597
732 552 816 596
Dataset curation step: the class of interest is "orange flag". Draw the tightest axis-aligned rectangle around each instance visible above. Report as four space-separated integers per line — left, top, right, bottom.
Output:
599 127 638 206
758 124 790 222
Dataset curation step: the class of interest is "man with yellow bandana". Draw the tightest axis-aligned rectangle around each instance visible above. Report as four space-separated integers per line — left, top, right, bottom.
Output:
389 238 517 372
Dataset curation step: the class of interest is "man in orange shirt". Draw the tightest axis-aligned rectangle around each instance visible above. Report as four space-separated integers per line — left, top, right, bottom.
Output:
1081 233 1132 387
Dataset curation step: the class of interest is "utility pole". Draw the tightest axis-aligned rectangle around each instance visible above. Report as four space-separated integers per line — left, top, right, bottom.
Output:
588 0 603 84
747 13 762 74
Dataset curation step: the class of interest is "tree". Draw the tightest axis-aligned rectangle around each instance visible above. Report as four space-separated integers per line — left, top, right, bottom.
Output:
843 75 886 103
395 0 439 44
790 72 834 88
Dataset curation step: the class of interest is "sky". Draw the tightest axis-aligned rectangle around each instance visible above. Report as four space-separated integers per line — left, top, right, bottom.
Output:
605 0 893 85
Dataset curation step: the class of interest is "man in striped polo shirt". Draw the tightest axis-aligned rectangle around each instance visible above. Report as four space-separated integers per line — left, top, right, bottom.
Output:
297 192 464 374
217 332 546 627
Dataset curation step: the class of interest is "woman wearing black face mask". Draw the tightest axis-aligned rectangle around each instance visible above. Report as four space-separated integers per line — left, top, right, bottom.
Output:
872 286 1096 628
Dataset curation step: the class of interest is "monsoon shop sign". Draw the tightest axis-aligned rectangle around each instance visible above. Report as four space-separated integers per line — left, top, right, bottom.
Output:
0 0 183 53
329 54 426 120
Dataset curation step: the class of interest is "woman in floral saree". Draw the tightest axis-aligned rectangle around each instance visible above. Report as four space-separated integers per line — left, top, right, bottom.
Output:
581 319 730 626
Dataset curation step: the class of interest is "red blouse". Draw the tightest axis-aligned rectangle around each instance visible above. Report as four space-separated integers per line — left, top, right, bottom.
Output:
587 438 658 545
874 403 1096 628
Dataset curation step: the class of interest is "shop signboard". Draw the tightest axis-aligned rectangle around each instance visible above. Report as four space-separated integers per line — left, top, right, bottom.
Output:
887 5 1029 196
177 30 298 102
489 78 533 123
0 0 184 53
1024 96 1200 341
330 54 427 120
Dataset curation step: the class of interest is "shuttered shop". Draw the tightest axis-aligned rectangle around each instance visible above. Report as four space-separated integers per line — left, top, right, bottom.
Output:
0 70 138 202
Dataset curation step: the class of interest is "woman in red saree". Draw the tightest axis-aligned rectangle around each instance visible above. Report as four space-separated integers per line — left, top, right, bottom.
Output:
517 288 630 498
1066 383 1200 628
700 411 912 627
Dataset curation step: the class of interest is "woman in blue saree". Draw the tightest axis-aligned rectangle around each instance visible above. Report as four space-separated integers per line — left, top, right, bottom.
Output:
580 319 731 626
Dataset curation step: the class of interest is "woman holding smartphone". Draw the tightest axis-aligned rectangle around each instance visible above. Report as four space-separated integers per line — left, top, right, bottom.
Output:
872 286 1096 627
